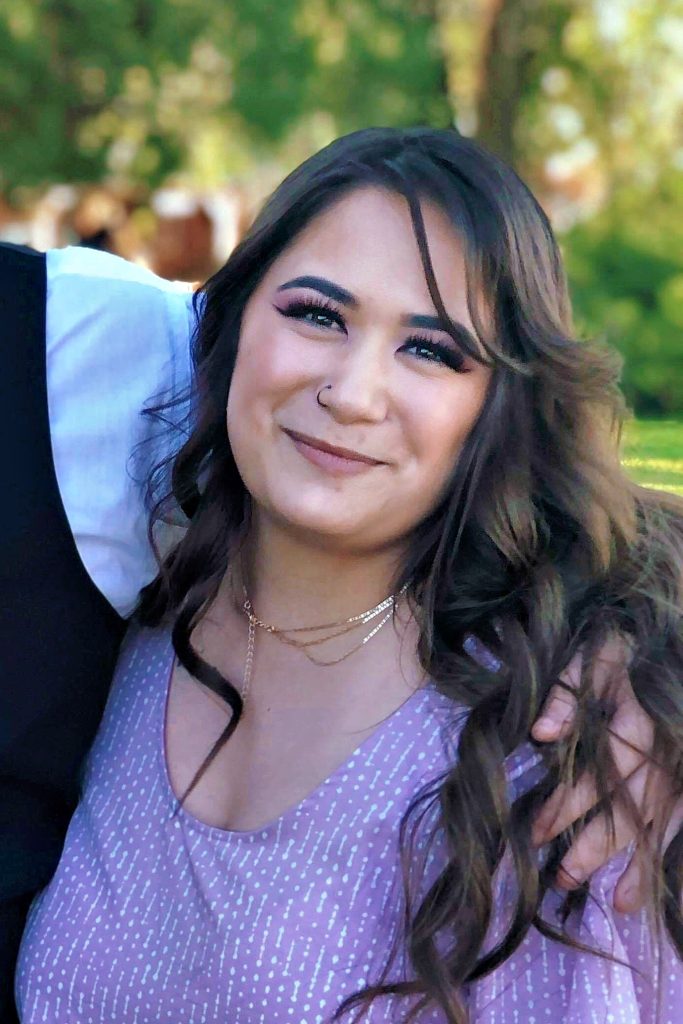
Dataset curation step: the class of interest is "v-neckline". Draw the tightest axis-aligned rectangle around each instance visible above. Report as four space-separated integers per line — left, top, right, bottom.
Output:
156 633 432 840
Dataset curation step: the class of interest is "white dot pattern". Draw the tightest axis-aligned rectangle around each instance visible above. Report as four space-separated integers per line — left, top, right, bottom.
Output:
15 627 682 1022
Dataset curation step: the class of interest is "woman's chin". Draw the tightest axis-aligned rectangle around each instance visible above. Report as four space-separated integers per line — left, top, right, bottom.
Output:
257 499 392 553
276 508 367 543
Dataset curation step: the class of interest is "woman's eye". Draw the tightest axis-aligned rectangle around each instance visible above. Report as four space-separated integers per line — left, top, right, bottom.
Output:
276 300 345 331
303 309 339 329
403 337 467 372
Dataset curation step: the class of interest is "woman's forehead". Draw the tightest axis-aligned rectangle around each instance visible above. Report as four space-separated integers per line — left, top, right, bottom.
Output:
268 187 478 323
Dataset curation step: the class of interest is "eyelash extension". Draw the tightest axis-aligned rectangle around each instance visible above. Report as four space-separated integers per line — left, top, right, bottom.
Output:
275 297 345 329
275 298 468 372
402 334 468 372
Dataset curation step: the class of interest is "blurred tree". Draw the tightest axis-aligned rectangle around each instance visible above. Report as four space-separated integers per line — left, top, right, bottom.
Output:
565 168 683 415
0 0 217 186
0 0 452 188
448 0 683 413
474 0 573 167
298 0 451 135
0 0 680 412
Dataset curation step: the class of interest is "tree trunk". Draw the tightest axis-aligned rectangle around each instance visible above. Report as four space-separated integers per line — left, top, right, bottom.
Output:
475 0 531 166
421 0 457 123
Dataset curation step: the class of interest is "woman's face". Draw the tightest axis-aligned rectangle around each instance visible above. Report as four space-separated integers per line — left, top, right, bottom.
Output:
227 187 492 555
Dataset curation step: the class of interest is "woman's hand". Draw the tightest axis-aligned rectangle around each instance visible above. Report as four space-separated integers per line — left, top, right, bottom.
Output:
530 635 683 913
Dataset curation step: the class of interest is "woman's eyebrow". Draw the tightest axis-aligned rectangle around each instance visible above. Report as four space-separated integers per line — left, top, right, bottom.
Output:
406 313 480 349
406 313 451 330
277 277 479 348
277 276 357 307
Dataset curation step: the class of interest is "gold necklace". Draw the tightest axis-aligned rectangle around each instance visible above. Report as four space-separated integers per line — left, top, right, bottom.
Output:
241 607 256 703
241 585 407 669
192 619 255 707
244 588 401 634
194 584 406 710
243 586 399 649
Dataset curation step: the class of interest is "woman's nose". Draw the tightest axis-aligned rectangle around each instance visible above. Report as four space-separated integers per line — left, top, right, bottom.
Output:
321 334 390 424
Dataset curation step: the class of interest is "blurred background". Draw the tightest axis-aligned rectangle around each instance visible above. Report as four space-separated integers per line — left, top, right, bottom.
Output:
0 0 681 490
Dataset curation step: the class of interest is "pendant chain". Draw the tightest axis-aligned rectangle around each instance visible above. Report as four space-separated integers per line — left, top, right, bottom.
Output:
239 583 407 702
244 588 399 633
240 611 257 704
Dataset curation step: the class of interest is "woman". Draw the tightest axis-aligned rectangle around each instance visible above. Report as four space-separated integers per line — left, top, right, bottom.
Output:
16 127 683 1022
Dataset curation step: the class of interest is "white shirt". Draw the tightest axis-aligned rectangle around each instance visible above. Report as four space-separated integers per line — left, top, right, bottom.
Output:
46 247 196 617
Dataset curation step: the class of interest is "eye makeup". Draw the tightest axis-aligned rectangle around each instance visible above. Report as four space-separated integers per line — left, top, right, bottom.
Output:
274 296 345 330
399 335 468 372
273 294 471 372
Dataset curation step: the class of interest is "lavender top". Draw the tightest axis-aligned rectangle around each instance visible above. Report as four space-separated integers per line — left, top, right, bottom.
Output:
16 626 681 1022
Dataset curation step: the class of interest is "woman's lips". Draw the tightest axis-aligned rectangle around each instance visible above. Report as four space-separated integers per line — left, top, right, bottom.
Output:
284 429 385 476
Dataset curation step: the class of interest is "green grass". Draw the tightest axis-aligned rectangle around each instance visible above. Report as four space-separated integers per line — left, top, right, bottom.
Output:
622 419 683 496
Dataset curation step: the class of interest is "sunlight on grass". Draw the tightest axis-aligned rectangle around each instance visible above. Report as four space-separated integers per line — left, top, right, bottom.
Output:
622 420 683 496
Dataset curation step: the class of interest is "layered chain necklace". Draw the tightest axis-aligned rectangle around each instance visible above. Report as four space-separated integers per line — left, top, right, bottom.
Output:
238 583 408 704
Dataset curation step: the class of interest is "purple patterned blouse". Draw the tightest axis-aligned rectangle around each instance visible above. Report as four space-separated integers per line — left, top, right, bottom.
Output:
16 626 681 1022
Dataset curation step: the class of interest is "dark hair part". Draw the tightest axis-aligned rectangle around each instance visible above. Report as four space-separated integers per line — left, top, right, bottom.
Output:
139 126 683 1022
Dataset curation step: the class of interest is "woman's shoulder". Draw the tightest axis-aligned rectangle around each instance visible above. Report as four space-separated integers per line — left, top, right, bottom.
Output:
99 621 174 713
118 620 174 671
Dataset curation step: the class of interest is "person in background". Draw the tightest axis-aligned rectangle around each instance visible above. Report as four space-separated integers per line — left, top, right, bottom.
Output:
12 127 683 1023
0 242 192 1021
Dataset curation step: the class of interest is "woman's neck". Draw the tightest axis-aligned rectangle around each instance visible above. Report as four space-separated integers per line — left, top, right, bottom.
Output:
200 512 424 705
237 515 406 629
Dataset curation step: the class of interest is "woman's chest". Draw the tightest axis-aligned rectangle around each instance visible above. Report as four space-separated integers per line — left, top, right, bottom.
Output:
17 794 416 1024
164 660 426 833
16 629 454 1023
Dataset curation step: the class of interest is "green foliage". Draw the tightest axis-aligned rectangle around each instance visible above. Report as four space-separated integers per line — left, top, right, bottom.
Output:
565 171 683 415
226 0 316 142
0 0 215 186
300 0 451 134
1 0 680 415
0 0 450 187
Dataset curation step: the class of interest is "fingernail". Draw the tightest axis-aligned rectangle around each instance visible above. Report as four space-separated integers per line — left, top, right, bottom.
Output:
533 717 556 737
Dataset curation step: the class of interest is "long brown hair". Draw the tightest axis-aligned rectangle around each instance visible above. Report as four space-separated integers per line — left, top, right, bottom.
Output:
139 126 683 1021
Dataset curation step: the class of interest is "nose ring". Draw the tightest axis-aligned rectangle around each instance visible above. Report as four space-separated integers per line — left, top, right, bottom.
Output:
316 385 332 408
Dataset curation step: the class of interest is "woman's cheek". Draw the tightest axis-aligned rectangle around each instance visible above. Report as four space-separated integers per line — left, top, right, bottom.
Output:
411 380 487 482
